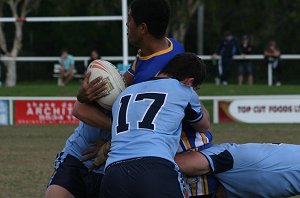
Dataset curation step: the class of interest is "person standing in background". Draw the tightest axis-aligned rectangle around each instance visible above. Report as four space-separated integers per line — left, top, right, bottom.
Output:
213 31 239 85
87 50 100 66
59 49 75 86
238 35 253 85
264 41 281 86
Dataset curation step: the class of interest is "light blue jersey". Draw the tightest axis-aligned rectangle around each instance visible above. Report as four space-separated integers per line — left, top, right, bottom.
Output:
59 55 75 71
201 143 300 198
55 121 111 173
106 78 203 168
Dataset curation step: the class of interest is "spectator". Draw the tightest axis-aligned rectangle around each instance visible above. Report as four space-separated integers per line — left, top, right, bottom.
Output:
76 50 100 75
59 49 75 86
238 35 253 85
87 50 100 66
213 31 239 85
264 41 281 86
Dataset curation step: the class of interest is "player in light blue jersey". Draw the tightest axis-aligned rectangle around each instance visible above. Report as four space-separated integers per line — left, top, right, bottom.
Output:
47 1 187 198
100 52 210 198
176 142 300 197
45 105 111 198
72 1 217 195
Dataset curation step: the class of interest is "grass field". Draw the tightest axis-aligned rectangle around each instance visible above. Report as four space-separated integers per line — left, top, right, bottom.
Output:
0 81 300 96
1 124 300 198
0 82 300 197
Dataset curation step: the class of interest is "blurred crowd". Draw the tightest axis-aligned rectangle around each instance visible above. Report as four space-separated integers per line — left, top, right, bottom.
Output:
57 32 282 87
212 31 281 86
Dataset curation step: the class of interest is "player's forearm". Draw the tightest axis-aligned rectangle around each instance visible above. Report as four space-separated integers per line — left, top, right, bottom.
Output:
191 103 210 131
175 151 210 176
72 101 112 131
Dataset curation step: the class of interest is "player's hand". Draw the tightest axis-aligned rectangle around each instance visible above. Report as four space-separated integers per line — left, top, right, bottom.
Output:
77 72 108 103
215 183 227 198
84 141 111 172
81 140 107 162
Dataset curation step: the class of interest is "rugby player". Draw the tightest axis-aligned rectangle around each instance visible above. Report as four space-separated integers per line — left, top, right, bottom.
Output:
175 142 300 197
73 0 218 196
46 0 186 198
100 52 209 198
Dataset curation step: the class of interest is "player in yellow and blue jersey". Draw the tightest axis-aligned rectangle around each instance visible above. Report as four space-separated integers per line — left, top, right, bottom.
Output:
127 37 184 84
100 52 210 198
178 124 219 197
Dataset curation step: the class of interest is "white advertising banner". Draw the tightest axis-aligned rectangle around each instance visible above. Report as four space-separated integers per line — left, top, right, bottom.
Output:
227 99 300 123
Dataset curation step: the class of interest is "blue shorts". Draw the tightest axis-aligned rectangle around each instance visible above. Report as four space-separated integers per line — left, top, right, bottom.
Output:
100 157 184 198
238 61 253 75
48 153 103 198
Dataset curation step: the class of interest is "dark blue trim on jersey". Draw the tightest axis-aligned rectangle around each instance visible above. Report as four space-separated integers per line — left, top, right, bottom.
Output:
147 77 171 81
209 150 233 174
184 103 203 123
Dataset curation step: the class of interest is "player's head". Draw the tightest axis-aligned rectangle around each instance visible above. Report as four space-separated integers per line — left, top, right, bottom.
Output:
127 0 170 46
159 52 206 89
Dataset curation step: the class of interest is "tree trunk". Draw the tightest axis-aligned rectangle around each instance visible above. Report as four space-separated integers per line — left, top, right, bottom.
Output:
4 59 17 87
168 0 202 45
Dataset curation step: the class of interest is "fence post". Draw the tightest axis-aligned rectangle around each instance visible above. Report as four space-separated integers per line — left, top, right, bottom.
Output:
9 98 13 125
122 0 128 66
268 63 272 86
213 99 219 124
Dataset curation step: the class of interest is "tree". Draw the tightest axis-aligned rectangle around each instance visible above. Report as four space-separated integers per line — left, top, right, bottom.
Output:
168 0 203 44
0 0 39 87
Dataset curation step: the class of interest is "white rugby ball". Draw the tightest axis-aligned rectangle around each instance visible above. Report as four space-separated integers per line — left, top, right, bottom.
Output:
87 59 126 110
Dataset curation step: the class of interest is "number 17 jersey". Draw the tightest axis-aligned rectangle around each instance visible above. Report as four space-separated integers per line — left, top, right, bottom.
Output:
106 78 204 168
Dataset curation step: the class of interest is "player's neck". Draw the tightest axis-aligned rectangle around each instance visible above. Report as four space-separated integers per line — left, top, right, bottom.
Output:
156 73 170 78
139 37 169 57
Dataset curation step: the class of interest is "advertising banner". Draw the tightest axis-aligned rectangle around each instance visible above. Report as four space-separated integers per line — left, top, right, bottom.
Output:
0 100 9 125
15 100 79 125
219 99 300 123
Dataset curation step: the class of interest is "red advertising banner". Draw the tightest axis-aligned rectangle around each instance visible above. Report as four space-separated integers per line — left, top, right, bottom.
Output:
15 100 79 125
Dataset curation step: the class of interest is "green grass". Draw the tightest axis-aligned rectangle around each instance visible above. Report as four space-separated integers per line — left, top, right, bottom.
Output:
1 124 300 198
0 82 299 96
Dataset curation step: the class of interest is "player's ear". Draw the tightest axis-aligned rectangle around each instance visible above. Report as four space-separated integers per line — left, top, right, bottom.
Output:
139 22 148 34
181 78 194 87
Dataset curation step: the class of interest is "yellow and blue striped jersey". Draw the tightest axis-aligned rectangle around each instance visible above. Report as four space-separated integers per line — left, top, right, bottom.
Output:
127 38 184 84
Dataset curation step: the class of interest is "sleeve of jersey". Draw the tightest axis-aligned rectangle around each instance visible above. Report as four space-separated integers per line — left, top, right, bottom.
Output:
127 58 137 76
184 91 203 123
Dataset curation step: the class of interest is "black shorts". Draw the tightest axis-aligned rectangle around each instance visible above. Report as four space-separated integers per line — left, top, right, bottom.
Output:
100 157 184 198
48 154 103 198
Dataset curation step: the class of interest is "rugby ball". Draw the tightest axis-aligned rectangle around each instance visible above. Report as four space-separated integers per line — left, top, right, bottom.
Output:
87 59 126 110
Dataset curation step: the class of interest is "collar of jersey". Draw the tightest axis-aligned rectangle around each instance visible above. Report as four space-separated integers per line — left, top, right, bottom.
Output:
147 77 170 81
138 38 173 61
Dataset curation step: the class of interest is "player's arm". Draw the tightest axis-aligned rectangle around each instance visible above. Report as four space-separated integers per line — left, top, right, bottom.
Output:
190 102 210 131
72 101 112 131
123 71 134 86
175 151 210 176
184 92 210 132
74 60 135 125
